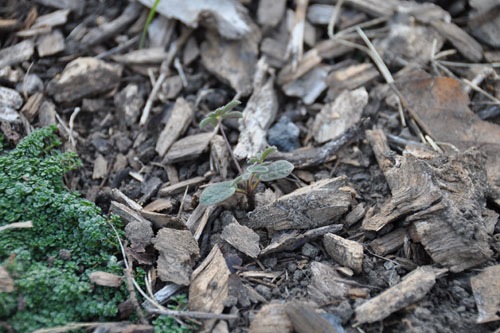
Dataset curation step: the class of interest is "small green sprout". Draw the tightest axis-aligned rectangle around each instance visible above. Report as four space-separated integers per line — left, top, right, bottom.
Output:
199 100 243 129
140 0 161 49
199 146 294 208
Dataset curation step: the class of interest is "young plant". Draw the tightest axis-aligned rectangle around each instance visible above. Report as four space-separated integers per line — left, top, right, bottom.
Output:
199 99 244 173
199 101 294 208
200 146 294 208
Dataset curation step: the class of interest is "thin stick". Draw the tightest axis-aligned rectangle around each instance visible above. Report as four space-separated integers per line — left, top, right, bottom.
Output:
0 221 32 232
33 322 132 333
328 0 344 38
68 107 81 149
140 28 191 125
148 308 239 320
356 27 393 84
124 243 147 324
437 60 500 68
335 16 389 37
463 79 500 105
217 123 243 174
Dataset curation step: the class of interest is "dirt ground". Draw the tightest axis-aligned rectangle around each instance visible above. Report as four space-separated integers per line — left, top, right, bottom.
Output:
1 0 500 332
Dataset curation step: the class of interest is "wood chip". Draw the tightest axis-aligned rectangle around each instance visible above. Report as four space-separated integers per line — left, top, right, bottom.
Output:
158 176 206 197
159 75 183 101
248 304 292 333
257 0 286 28
88 271 123 287
355 266 447 324
152 228 200 285
20 93 43 122
110 201 153 252
248 177 355 230
162 132 214 164
143 198 174 213
221 221 260 258
430 20 483 62
234 59 277 159
285 302 339 333
155 97 194 156
312 87 368 144
189 245 230 332
111 48 169 64
260 224 343 256
210 135 231 180
138 0 252 39
308 262 351 305
92 153 108 179
324 233 364 274
369 228 407 256
32 9 70 29
326 63 379 94
114 83 144 126
0 39 34 69
470 265 500 323
344 203 366 227
344 0 399 17
81 2 142 47
36 30 65 57
277 48 322 86
201 30 259 97
282 65 329 105
47 57 122 103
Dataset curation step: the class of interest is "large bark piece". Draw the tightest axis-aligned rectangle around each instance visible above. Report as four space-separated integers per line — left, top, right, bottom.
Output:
365 129 493 272
248 176 355 231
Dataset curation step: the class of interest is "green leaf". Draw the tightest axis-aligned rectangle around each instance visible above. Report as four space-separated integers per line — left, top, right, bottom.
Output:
257 160 294 182
199 117 217 129
247 164 269 174
224 111 243 119
215 100 241 115
260 146 277 161
199 181 237 206
139 0 161 48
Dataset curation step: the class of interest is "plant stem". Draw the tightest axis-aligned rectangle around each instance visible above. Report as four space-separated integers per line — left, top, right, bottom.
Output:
218 121 243 174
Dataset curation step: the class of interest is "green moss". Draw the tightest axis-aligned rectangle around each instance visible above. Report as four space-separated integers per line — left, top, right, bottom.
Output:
0 126 128 332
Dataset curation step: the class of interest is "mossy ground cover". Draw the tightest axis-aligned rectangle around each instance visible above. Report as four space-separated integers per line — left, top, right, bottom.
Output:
0 126 128 332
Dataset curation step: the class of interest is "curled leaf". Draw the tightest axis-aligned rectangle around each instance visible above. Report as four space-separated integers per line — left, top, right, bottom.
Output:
257 160 294 182
200 181 237 206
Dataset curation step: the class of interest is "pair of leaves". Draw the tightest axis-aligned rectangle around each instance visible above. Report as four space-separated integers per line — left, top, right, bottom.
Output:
199 100 242 129
199 160 294 206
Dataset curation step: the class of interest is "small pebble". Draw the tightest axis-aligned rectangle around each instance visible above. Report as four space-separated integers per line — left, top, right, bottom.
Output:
301 242 319 258
255 284 272 300
267 116 300 152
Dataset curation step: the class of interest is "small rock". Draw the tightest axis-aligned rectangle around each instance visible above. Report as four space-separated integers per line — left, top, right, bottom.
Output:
267 116 300 152
301 242 319 258
255 284 272 300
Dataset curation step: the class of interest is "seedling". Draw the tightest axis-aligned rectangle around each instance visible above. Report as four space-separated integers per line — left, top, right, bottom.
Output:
198 101 294 208
200 99 244 173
